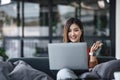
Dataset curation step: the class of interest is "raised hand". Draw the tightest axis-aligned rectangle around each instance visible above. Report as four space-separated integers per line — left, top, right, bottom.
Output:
90 41 103 53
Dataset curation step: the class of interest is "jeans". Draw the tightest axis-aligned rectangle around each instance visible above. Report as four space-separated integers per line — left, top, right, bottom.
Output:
57 68 78 80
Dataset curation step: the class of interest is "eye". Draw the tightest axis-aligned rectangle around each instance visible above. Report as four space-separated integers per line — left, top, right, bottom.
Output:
74 29 79 32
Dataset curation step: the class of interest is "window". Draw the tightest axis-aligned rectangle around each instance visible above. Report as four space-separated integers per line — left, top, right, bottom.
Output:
0 0 115 58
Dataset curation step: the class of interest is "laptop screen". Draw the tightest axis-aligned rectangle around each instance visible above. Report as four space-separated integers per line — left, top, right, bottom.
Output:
48 42 88 70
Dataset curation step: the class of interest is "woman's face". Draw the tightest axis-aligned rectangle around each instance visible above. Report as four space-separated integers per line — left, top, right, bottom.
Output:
68 24 82 42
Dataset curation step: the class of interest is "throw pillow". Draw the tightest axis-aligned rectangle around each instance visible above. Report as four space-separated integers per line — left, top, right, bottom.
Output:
8 60 53 80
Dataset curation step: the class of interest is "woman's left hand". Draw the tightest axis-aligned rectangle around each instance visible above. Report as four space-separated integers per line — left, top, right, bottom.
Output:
90 41 103 53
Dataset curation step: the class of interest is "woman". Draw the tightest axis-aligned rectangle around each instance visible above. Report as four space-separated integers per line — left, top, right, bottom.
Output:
57 17 103 80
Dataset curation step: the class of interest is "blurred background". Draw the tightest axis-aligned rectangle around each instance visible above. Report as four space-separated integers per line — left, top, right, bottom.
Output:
0 0 116 60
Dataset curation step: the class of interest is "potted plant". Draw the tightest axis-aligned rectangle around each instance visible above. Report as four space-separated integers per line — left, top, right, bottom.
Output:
0 47 8 61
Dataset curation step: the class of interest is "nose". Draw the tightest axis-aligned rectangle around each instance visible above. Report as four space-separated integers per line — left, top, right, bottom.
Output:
71 31 75 36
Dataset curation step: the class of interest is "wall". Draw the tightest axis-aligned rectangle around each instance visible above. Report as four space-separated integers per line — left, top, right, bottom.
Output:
116 0 120 59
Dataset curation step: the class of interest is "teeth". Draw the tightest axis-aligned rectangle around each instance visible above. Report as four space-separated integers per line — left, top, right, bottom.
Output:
72 38 76 39
71 37 76 39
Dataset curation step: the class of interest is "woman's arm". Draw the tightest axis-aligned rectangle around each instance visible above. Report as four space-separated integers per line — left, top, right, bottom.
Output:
89 41 103 68
89 55 98 68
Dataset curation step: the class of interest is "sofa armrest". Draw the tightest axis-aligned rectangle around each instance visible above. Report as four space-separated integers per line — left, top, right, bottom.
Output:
7 57 55 79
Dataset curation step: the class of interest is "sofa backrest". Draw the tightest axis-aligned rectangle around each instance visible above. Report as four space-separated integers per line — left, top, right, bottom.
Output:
97 56 116 64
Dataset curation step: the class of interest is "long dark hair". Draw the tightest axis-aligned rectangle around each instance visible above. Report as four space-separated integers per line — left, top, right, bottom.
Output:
63 17 84 42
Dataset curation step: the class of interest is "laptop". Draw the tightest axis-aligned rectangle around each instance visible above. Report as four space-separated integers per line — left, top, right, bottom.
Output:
48 42 88 70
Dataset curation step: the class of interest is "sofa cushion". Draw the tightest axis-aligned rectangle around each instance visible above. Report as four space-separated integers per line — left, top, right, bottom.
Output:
7 57 55 79
79 71 100 79
8 60 53 80
92 59 120 79
0 61 13 80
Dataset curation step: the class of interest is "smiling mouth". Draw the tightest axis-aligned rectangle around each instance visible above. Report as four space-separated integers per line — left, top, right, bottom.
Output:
71 38 76 40
70 36 77 39
70 38 77 41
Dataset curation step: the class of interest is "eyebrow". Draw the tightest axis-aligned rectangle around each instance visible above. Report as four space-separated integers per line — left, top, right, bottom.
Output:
72 27 80 30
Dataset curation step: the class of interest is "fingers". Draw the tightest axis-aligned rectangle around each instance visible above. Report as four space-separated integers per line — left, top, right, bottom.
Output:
96 41 103 47
90 41 103 53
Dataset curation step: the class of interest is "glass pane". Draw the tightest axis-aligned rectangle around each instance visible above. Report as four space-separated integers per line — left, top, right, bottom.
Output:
5 39 21 58
81 9 110 36
4 39 49 58
23 39 49 57
0 2 17 37
23 2 40 37
79 0 110 36
0 2 45 37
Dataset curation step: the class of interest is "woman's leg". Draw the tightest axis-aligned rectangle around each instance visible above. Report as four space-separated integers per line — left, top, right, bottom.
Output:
57 68 78 80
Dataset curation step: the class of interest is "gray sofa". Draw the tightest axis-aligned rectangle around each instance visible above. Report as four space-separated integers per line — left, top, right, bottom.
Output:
7 56 117 80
